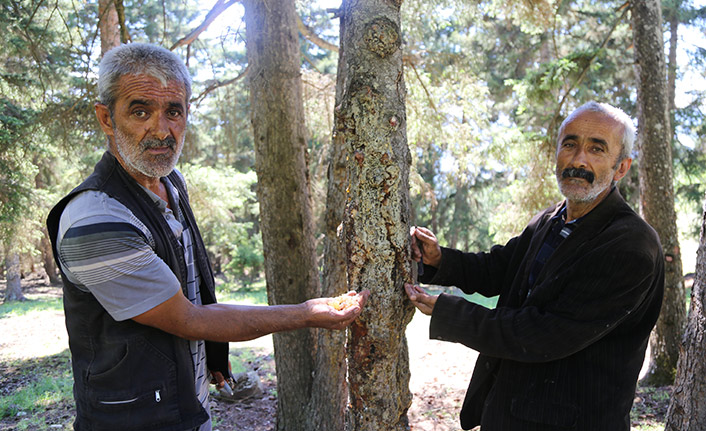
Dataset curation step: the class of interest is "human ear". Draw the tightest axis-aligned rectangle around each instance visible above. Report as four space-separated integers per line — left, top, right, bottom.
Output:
94 103 115 137
613 157 632 182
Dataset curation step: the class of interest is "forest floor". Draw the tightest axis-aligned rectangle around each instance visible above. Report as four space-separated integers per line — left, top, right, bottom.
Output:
1 273 670 430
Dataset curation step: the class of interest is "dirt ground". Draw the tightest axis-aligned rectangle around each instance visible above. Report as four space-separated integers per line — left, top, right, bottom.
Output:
1 274 669 430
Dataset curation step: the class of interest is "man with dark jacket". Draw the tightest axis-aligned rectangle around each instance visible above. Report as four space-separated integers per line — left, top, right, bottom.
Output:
405 101 664 431
46 43 368 431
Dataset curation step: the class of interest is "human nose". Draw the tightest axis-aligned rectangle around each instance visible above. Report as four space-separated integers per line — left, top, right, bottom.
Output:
568 145 589 168
151 112 172 141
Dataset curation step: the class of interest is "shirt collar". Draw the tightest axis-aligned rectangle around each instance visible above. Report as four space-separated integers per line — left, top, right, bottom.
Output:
138 177 180 212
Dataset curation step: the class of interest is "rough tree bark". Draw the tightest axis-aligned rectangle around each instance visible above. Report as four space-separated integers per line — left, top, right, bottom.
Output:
665 195 706 429
337 0 416 429
243 1 320 430
3 244 24 302
305 11 351 430
665 0 682 114
631 0 686 386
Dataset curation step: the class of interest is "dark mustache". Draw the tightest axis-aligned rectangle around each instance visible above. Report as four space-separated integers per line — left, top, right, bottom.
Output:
141 136 176 151
561 167 595 184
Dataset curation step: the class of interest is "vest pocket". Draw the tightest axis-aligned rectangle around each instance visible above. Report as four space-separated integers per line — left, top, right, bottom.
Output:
86 336 181 430
96 388 162 407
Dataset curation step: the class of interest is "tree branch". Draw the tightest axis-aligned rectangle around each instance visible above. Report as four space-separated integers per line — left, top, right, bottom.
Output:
191 65 250 106
297 14 338 53
114 0 131 43
170 0 241 51
407 60 437 113
547 2 630 140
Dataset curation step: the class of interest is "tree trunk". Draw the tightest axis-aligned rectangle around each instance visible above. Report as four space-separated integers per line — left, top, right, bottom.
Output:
3 244 25 303
40 227 61 284
631 0 686 386
664 195 706 429
665 0 681 114
337 1 416 429
98 0 120 55
305 12 351 431
243 1 320 430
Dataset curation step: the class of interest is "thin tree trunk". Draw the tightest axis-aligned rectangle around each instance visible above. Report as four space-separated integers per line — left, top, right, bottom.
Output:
3 244 25 302
631 0 686 386
305 11 350 430
98 0 120 55
243 1 320 430
446 178 469 250
40 228 61 284
664 194 706 429
34 159 61 285
338 0 416 429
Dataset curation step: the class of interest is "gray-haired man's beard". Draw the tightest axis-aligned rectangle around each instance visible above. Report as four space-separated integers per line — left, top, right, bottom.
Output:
114 128 183 179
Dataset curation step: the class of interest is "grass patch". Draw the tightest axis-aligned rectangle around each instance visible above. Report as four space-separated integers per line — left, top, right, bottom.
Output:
217 278 268 305
0 352 73 423
462 292 499 309
228 348 265 374
0 373 73 417
426 285 499 309
0 297 63 318
217 289 268 306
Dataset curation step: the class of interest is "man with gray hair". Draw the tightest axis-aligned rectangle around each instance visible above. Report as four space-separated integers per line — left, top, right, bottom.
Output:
405 102 664 430
46 43 368 431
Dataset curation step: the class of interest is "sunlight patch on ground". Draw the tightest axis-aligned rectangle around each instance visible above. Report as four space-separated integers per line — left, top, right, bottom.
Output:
0 309 68 361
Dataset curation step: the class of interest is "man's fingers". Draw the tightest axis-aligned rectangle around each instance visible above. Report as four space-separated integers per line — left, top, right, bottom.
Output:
415 229 438 249
404 283 436 316
404 283 416 300
414 226 435 241
405 283 426 303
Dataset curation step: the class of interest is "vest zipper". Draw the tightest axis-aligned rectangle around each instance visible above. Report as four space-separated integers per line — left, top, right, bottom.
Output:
155 389 161 402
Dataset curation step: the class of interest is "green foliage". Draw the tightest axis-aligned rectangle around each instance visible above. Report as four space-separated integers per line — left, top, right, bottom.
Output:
403 0 508 249
486 0 558 34
217 278 268 304
671 6 706 239
227 348 260 375
180 164 263 283
674 141 706 238
297 1 340 74
0 99 38 231
0 0 103 265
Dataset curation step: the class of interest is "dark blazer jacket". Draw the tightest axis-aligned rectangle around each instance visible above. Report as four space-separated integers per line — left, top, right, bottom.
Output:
420 188 664 431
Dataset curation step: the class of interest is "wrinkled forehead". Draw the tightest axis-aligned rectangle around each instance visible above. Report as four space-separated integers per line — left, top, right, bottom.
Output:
115 74 188 106
557 111 625 147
